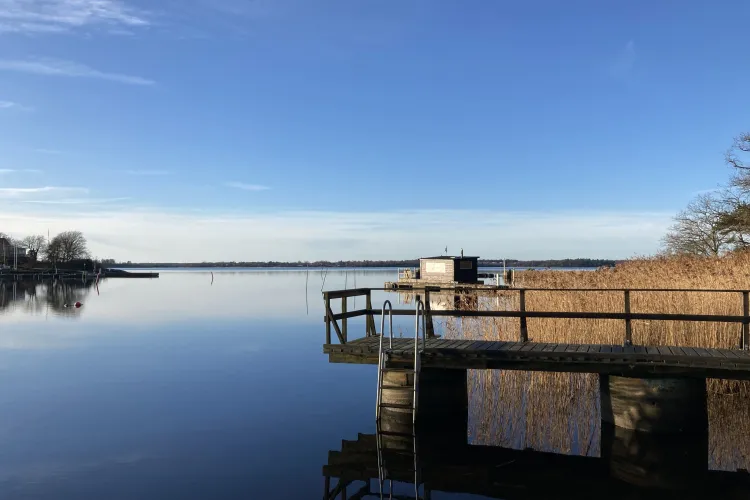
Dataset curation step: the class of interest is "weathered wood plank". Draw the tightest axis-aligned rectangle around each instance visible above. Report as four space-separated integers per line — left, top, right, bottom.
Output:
442 340 464 349
480 341 503 350
456 341 477 350
718 349 741 359
467 341 488 351
681 346 698 357
656 346 672 356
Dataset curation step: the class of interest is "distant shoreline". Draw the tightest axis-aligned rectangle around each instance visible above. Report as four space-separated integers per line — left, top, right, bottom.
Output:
110 258 617 269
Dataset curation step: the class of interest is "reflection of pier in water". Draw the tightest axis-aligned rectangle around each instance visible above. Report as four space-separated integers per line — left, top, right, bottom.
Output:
0 279 99 316
324 422 750 499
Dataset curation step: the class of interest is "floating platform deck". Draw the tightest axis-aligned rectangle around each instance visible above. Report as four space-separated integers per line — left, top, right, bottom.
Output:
324 336 750 380
384 280 507 291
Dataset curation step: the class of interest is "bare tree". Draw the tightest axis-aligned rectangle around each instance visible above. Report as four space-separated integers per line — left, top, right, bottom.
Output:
44 231 89 262
21 235 47 261
662 193 736 256
726 132 750 171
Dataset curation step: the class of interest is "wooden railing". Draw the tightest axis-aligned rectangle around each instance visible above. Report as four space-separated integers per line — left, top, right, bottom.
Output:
323 287 750 350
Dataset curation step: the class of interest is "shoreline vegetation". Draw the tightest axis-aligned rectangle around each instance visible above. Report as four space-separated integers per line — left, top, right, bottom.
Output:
446 253 750 470
108 258 617 269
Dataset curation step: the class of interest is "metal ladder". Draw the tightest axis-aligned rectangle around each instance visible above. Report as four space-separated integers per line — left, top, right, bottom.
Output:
376 299 427 424
376 422 425 500
375 299 428 500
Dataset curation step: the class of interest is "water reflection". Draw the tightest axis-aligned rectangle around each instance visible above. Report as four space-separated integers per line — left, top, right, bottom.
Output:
325 421 750 499
0 279 98 317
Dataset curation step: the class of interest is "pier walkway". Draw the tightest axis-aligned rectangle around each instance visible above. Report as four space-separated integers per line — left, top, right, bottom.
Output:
323 287 750 381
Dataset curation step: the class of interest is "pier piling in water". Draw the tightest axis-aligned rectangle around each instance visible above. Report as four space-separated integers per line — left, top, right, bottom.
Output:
599 375 708 433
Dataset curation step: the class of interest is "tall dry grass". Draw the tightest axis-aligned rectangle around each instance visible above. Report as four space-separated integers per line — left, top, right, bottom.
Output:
442 254 750 471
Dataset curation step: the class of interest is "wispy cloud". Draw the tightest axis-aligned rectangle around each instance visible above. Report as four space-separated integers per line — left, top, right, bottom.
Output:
123 169 171 176
226 182 270 191
0 168 42 174
0 0 149 35
0 186 87 198
0 59 155 85
34 148 65 155
610 40 636 79
22 197 131 205
0 99 31 110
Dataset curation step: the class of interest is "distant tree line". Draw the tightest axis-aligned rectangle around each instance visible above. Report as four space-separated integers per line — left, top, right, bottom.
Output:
663 132 750 256
111 258 616 269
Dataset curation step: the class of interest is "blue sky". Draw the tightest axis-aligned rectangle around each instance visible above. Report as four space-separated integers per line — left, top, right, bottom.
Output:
1 0 748 261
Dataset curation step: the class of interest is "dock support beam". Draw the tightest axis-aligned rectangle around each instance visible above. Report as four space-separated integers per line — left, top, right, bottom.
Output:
600 375 707 433
601 423 708 490
600 375 709 489
380 368 467 448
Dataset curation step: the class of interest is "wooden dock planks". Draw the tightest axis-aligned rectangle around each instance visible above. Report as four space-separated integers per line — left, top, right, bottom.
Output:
323 337 750 380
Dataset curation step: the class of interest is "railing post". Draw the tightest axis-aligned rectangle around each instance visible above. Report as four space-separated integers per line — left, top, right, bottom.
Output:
341 296 347 343
743 291 749 350
324 293 331 345
365 290 374 337
519 289 528 342
624 290 633 347
424 288 436 338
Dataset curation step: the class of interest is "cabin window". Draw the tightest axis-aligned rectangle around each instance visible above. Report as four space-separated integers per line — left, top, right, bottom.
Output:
460 260 473 270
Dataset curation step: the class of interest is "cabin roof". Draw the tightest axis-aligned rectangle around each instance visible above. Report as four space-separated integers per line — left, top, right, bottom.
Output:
420 256 479 261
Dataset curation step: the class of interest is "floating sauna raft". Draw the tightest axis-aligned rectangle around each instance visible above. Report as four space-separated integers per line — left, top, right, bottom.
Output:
385 255 512 290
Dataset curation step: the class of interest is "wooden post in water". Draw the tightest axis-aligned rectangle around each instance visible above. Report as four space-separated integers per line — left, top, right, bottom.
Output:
601 421 708 490
424 288 436 338
365 290 375 337
324 292 331 345
600 375 707 433
341 297 347 343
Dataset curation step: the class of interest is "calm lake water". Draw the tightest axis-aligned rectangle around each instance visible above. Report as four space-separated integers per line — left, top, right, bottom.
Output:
0 269 748 499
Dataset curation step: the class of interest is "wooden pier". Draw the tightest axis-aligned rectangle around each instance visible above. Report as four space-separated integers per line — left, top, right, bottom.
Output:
324 287 750 428
322 286 750 498
323 287 750 376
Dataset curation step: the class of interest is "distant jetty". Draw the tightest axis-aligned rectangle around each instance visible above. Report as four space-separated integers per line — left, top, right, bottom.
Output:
0 268 159 281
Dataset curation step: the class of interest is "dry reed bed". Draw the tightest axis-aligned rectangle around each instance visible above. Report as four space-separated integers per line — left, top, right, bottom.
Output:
444 254 750 471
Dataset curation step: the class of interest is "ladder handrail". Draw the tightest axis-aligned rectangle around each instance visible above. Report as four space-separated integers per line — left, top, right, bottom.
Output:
376 300 393 421
413 299 426 422
414 299 426 353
